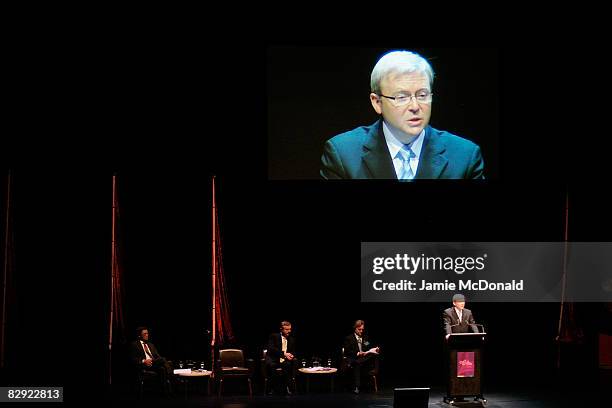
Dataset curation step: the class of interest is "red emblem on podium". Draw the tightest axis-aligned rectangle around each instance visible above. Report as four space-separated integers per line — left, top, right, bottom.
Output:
457 351 475 377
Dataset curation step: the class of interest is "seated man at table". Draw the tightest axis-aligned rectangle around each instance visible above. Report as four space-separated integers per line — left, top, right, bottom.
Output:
343 319 380 394
265 320 297 395
129 326 174 396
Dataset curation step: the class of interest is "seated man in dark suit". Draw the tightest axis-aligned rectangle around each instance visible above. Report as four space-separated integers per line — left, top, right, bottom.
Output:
129 326 173 395
265 321 297 395
320 50 484 180
343 320 380 394
443 294 480 339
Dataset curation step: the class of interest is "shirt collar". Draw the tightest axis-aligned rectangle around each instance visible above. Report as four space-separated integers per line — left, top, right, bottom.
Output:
382 120 425 160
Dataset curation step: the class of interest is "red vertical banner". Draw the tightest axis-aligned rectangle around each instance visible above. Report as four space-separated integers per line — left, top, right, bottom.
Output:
211 176 234 372
211 176 217 372
600 333 612 368
457 351 475 377
108 174 126 384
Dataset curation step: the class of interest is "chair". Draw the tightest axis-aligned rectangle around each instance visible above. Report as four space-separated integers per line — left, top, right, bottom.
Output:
216 348 254 397
261 348 297 395
340 347 379 393
135 367 162 399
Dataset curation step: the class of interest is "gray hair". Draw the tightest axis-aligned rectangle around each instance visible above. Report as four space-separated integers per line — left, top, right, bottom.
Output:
370 50 434 94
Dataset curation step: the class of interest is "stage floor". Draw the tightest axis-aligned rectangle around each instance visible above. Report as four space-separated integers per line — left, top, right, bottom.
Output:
108 385 604 407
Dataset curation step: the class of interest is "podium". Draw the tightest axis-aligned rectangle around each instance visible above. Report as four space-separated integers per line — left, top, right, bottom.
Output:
444 332 487 405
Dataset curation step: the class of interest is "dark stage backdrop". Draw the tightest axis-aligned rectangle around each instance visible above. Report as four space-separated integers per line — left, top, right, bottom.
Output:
1 41 611 400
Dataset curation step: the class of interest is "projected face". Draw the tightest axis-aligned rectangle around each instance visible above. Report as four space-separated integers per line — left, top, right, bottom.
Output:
354 324 364 337
453 300 466 310
281 324 292 337
370 71 432 141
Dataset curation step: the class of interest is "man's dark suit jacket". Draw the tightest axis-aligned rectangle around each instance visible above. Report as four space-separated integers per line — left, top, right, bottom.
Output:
443 307 479 335
320 120 484 179
265 333 296 365
130 340 162 367
343 333 374 360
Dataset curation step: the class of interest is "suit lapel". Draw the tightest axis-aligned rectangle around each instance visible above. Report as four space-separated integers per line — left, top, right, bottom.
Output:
350 334 358 353
415 126 448 179
362 120 398 179
452 308 460 324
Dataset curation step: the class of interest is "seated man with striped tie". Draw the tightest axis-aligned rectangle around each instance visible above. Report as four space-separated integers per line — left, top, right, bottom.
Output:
320 50 484 180
130 326 173 396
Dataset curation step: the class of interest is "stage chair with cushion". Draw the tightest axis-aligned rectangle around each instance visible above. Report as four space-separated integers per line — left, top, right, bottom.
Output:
134 366 162 398
216 348 254 397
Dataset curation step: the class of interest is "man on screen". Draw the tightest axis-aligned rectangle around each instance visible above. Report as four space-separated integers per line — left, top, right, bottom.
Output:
320 50 484 180
443 294 480 339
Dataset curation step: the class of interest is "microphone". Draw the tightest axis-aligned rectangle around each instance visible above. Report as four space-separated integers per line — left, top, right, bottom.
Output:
444 323 461 340
470 322 486 333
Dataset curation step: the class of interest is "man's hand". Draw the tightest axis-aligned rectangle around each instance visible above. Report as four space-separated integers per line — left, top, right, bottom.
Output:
143 358 153 367
284 352 294 361
445 334 451 340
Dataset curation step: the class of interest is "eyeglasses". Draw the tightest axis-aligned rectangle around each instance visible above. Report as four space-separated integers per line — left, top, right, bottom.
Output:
378 89 433 106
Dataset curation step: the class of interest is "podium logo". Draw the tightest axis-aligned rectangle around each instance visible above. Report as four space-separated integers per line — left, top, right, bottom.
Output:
458 359 473 367
457 351 475 378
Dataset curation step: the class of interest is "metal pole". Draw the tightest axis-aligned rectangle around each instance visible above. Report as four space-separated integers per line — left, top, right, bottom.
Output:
211 176 217 373
1 170 12 369
109 175 117 384
556 188 569 368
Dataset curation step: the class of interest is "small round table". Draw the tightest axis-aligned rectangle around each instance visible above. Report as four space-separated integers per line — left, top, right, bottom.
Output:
298 367 338 393
175 370 212 398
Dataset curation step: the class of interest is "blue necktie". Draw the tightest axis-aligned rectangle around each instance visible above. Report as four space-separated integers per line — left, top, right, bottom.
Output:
397 144 416 180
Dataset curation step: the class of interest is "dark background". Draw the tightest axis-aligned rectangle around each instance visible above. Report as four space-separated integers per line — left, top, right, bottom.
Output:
1 37 611 403
268 47 500 180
